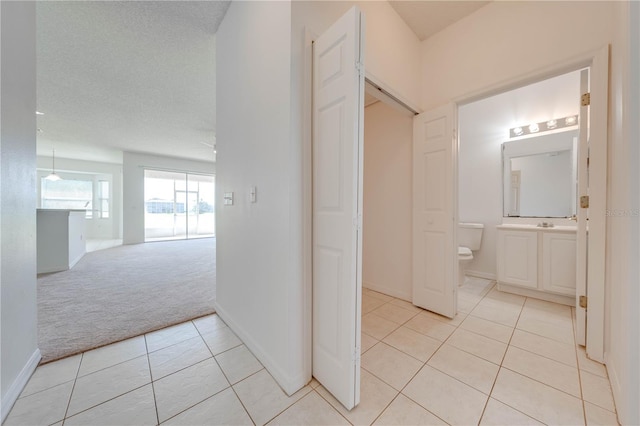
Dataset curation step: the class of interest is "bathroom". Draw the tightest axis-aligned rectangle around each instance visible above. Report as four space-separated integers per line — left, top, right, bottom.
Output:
457 69 583 309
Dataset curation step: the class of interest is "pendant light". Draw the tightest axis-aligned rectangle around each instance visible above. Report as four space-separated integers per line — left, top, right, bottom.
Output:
45 149 62 181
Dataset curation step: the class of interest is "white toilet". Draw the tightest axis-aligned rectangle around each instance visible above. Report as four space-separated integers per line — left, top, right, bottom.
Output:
458 223 484 286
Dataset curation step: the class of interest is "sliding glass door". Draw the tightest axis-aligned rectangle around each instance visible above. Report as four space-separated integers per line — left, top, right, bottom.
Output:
144 169 215 242
187 174 215 238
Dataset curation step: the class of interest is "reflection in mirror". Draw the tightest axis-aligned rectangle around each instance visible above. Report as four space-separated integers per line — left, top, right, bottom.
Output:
503 129 578 218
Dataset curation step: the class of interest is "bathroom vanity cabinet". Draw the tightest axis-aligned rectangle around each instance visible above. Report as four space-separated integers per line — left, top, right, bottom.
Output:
496 225 576 306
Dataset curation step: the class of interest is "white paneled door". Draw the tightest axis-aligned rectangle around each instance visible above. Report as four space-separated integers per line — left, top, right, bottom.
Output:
412 104 457 318
576 46 609 362
312 6 364 410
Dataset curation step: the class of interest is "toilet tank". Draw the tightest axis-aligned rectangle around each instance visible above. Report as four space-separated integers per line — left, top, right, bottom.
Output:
458 223 484 251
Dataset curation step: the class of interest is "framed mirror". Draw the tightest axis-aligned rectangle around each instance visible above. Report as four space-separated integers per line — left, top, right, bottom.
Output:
502 129 579 218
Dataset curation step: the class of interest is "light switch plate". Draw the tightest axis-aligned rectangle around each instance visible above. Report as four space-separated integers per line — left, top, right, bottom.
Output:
249 186 257 203
223 192 234 206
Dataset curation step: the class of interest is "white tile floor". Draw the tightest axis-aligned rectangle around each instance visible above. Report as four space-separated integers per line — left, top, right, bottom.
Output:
5 278 619 425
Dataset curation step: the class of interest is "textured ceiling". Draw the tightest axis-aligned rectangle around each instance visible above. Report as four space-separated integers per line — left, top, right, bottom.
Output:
389 1 490 41
36 0 488 165
36 1 230 164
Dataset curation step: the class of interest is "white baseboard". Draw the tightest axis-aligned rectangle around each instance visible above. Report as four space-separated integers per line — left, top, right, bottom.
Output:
496 283 575 306
465 270 496 281
363 281 411 302
213 302 307 396
1 348 41 423
68 252 85 269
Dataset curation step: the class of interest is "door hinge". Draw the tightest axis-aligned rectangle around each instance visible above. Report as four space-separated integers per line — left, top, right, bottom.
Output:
580 195 590 208
355 61 364 76
352 346 361 363
579 295 588 309
581 92 591 106
353 214 363 231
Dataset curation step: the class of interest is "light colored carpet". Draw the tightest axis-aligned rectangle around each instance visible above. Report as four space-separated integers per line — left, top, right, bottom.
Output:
38 238 216 363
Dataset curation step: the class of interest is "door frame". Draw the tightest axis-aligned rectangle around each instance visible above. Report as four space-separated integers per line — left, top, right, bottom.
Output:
453 45 609 362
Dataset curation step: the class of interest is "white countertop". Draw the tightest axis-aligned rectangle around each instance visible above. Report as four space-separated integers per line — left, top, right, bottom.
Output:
497 224 577 232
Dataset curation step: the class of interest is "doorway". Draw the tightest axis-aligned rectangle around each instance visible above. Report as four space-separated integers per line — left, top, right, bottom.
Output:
361 86 415 302
457 69 582 287
455 46 609 361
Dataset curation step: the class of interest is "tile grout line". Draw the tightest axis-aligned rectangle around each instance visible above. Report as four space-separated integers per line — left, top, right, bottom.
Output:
60 352 84 425
193 317 257 426
259 386 318 425
312 387 356 425
571 307 619 420
143 334 161 426
452 282 549 425
410 284 552 423
155 316 256 424
62 383 152 422
571 305 589 426
344 288 452 424
378 295 464 426
146 330 204 355
74 339 148 379
483 293 584 425
192 315 246 358
476 287 532 425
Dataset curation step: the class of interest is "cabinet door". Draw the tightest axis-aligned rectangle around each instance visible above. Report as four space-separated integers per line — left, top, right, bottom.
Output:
497 230 537 289
542 232 577 296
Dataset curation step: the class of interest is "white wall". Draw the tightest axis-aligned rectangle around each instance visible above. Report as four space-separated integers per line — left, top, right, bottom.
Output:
424 2 636 423
122 151 214 244
605 2 639 424
363 101 412 300
291 1 422 109
458 71 579 278
0 2 40 421
216 0 306 394
421 1 614 110
36 156 123 240
213 0 421 396
630 4 640 423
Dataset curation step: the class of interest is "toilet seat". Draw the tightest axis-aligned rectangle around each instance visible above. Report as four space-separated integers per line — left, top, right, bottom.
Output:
458 246 473 260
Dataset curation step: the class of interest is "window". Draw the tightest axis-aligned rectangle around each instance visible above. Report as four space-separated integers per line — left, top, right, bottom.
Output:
99 180 110 219
144 169 215 241
41 178 93 218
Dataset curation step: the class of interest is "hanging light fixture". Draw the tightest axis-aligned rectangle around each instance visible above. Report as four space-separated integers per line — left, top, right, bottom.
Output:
45 149 62 181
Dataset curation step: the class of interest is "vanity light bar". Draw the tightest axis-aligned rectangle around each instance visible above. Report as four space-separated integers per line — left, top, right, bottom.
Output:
510 115 578 138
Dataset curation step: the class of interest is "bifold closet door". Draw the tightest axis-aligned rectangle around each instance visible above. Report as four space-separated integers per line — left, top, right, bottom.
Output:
312 6 364 411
